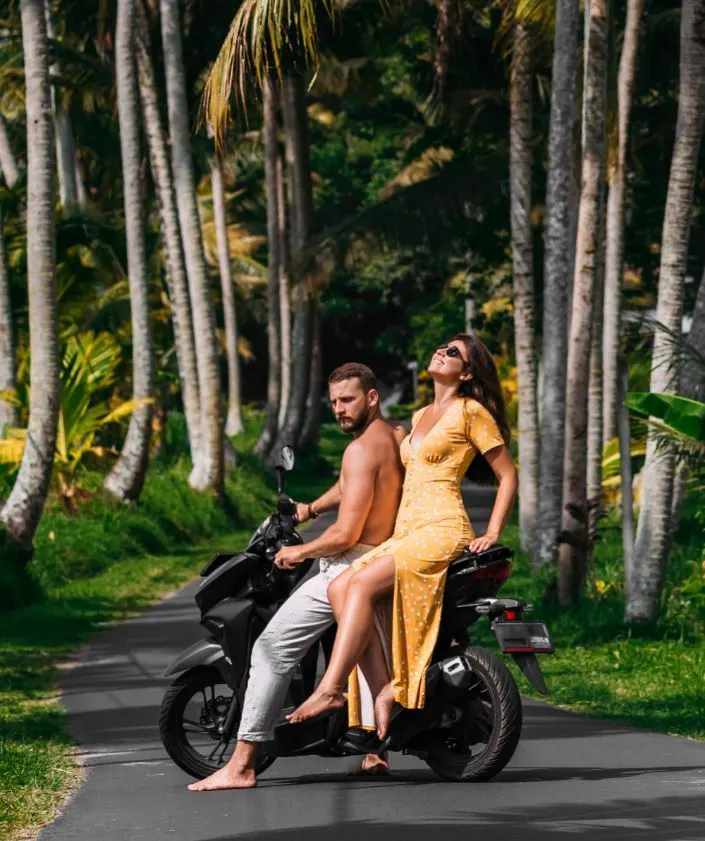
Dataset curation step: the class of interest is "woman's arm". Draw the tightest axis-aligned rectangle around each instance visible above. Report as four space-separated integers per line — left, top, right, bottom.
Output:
468 445 518 553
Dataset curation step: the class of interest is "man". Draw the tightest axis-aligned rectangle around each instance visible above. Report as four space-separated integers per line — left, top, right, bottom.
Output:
190 363 406 791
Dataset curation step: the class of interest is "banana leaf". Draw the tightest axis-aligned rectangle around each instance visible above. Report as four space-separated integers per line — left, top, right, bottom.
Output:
625 392 705 442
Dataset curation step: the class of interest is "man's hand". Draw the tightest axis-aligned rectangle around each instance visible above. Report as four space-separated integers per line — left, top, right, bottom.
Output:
274 544 308 569
295 502 311 523
468 532 500 553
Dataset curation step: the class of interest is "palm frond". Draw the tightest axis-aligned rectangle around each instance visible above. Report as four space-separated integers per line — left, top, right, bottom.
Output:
202 0 332 145
626 392 705 442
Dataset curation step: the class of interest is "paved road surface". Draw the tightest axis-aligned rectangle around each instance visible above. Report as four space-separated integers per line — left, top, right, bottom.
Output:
41 490 705 841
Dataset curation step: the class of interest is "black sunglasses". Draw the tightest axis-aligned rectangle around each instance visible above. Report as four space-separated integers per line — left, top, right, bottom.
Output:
437 344 469 367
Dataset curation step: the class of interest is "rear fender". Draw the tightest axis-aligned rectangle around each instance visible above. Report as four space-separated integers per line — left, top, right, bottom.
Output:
162 638 231 684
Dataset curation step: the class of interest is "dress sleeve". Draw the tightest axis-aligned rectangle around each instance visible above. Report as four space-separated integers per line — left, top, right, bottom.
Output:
465 400 505 454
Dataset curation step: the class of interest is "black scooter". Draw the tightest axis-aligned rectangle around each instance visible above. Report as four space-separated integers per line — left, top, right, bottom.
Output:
159 447 554 782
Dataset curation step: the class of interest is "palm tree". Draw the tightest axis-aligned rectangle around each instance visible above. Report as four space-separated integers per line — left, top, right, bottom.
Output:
627 0 705 622
160 0 224 494
210 155 244 437
557 0 608 603
602 0 645 444
277 152 292 430
256 80 282 457
104 0 153 501
44 1 81 208
508 16 540 552
1 0 59 555
135 19 202 464
0 114 19 435
272 72 314 453
534 0 581 570
0 115 20 187
671 269 705 523
586 225 605 524
300 301 323 449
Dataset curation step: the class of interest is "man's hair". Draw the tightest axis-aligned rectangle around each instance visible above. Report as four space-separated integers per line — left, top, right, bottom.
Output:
328 363 377 393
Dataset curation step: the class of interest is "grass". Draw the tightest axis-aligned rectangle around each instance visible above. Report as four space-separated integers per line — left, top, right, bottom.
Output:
0 411 345 840
475 516 705 741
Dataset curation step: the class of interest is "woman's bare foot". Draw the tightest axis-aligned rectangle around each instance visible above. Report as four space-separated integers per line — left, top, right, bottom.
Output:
187 764 256 791
286 687 345 724
374 683 396 740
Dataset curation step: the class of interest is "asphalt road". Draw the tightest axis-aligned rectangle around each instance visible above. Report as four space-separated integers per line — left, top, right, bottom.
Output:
40 488 705 841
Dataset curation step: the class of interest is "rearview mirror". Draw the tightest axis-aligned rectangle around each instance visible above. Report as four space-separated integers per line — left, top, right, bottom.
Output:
279 446 295 472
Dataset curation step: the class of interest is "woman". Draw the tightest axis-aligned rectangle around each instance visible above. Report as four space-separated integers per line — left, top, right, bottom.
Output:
286 334 518 738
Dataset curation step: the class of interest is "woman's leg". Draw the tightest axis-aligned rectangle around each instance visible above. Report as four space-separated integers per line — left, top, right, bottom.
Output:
287 555 396 723
327 567 353 619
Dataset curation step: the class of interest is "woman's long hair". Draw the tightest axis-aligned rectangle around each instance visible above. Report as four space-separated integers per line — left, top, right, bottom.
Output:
451 333 511 485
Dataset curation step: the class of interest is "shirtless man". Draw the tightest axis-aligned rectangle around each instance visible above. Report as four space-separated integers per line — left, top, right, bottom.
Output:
190 362 406 791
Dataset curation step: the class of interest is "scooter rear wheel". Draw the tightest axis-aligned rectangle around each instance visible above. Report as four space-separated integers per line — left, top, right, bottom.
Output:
424 645 522 782
159 665 276 780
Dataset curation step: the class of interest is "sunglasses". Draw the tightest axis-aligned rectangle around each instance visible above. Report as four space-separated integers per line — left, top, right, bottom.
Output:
437 344 469 367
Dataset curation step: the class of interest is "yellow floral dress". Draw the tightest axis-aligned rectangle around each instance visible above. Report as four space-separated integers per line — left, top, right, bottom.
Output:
347 398 505 725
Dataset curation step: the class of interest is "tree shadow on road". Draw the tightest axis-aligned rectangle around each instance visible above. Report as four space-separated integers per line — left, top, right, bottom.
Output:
197 792 705 841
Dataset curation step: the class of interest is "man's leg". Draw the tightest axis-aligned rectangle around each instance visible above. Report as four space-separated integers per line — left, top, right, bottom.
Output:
188 570 337 791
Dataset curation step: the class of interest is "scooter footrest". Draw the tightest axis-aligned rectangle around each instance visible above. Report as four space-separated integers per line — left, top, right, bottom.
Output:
340 727 384 755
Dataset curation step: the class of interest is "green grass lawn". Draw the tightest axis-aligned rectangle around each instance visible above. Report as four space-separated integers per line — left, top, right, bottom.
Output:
478 520 705 741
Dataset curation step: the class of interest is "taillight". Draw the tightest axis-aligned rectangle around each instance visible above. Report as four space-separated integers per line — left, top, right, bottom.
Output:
504 609 521 621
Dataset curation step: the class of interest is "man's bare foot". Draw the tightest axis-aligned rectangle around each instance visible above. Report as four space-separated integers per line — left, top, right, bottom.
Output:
286 687 345 724
188 764 256 791
361 752 391 775
374 684 396 740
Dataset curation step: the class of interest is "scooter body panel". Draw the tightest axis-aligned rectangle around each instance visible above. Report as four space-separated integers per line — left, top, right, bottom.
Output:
162 638 230 683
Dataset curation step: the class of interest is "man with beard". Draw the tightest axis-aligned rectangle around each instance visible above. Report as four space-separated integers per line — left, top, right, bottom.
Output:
190 363 406 791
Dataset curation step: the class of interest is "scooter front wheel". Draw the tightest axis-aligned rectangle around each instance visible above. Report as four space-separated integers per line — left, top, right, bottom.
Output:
159 665 276 780
424 645 522 782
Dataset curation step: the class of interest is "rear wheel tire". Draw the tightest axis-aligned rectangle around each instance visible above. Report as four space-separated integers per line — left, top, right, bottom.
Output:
425 645 522 782
159 666 276 780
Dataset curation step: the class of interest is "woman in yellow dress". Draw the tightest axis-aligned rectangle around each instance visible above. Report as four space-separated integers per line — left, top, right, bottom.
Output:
287 334 518 737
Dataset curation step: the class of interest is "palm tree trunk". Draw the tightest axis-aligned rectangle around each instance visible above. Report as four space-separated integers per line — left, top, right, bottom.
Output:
671 268 705 523
534 0 581 570
44 2 79 208
272 73 314 454
557 0 608 604
509 19 539 553
0 206 16 435
586 210 606 537
0 115 19 435
277 152 292 430
135 24 202 463
104 0 153 501
602 0 645 444
160 0 223 494
210 156 244 437
255 80 282 457
0 115 20 186
617 355 635 590
300 300 323 449
1 0 59 556
627 0 705 622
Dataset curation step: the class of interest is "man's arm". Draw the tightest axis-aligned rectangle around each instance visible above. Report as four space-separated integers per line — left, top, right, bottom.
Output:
295 480 342 524
275 443 377 568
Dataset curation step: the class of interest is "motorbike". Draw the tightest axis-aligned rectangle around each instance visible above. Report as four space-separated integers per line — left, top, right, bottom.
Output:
159 447 555 782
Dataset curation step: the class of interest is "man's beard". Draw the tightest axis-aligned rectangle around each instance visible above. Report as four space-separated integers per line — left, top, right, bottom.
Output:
338 405 371 433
